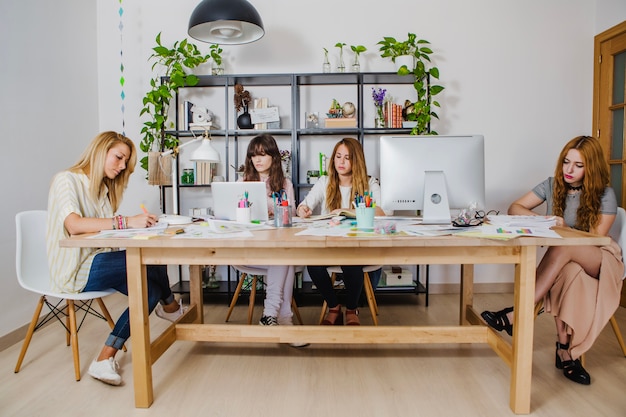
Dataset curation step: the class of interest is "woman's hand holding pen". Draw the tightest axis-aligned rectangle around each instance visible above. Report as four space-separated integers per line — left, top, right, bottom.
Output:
297 204 312 218
127 213 158 228
131 205 157 228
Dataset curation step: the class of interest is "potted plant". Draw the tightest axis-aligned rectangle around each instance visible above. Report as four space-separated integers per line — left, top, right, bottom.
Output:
335 42 346 72
209 44 224 75
139 33 210 175
234 83 253 129
378 32 444 135
350 44 367 72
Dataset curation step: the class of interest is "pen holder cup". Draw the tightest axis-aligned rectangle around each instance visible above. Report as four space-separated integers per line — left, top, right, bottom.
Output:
274 205 293 227
356 207 375 230
236 207 251 223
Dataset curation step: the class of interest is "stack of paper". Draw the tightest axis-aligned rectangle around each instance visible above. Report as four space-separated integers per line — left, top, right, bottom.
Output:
486 215 557 228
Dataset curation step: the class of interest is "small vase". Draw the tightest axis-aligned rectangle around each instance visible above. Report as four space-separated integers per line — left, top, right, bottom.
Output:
322 53 331 73
237 104 253 129
203 267 220 289
351 54 360 72
337 49 345 73
375 118 385 128
211 63 224 75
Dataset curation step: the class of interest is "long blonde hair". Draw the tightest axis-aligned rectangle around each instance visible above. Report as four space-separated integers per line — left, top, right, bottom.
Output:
325 137 370 211
69 131 136 212
552 135 609 231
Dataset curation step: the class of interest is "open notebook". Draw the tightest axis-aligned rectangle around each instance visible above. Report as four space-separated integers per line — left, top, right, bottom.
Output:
211 181 269 222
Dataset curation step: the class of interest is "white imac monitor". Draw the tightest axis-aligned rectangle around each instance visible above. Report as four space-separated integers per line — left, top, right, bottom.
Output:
379 135 485 224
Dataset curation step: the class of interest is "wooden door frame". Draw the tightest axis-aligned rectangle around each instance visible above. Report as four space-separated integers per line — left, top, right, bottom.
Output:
593 20 626 307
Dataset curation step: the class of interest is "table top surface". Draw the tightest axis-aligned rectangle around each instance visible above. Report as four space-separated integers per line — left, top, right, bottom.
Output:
60 226 611 249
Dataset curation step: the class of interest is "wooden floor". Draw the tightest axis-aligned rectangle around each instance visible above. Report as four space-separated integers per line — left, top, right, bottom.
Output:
2 292 625 416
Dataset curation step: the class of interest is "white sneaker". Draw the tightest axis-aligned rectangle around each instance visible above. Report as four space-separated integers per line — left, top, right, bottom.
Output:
277 316 310 348
155 299 186 322
88 357 122 386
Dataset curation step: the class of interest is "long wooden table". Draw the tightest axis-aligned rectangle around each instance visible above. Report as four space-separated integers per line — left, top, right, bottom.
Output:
60 227 609 414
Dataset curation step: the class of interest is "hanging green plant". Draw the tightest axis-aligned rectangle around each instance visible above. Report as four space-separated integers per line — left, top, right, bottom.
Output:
378 33 444 135
139 32 210 173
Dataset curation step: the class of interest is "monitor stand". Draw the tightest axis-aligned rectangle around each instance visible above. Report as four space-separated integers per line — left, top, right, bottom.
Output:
422 171 451 224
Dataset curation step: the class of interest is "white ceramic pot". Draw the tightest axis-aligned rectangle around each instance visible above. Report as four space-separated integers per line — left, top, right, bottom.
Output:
394 55 414 71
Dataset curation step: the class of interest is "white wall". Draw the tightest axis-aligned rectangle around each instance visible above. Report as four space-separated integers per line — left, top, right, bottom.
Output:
1 0 625 339
1 0 98 339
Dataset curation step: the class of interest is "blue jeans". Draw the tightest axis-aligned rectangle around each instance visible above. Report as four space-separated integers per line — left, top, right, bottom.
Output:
83 251 174 350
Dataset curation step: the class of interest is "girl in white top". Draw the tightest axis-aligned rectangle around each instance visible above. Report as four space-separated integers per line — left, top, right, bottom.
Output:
297 138 385 325
237 134 298 327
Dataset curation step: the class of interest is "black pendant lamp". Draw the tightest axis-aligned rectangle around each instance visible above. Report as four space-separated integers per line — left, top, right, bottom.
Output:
188 0 264 45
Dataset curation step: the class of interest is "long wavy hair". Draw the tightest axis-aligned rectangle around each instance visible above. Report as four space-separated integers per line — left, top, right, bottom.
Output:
243 134 286 193
68 131 136 212
326 137 370 211
552 135 610 231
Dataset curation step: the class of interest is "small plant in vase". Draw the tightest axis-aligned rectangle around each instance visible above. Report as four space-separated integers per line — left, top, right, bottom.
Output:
234 83 253 129
350 45 367 72
322 47 331 73
335 42 346 72
209 44 224 75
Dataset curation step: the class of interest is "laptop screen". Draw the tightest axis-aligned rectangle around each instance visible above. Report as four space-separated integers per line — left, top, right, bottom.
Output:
211 181 269 222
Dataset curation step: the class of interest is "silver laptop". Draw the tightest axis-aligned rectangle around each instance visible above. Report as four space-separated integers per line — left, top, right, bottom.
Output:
211 181 269 222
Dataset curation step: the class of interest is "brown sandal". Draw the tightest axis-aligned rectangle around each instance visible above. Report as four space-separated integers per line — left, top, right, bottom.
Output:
322 305 343 325
345 308 360 326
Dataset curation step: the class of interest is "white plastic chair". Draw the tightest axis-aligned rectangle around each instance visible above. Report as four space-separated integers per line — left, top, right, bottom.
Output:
604 206 626 358
319 265 382 325
14 210 121 381
225 265 304 324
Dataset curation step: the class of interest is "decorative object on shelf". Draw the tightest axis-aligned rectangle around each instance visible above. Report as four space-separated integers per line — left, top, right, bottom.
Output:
305 112 319 128
350 44 367 72
280 149 291 175
322 47 331 73
307 170 320 184
181 168 195 185
378 32 444 135
188 0 264 45
324 98 357 128
161 124 220 218
326 99 343 118
203 265 220 289
335 42 346 73
319 153 327 176
234 83 253 129
371 87 387 128
342 102 356 118
191 105 213 125
209 44 224 75
139 33 210 175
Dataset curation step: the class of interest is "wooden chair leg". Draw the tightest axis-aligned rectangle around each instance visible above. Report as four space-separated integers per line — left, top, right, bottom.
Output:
247 276 257 324
609 315 626 357
363 272 379 326
225 273 247 322
96 298 126 352
318 273 336 325
14 296 45 373
291 297 303 325
67 300 81 381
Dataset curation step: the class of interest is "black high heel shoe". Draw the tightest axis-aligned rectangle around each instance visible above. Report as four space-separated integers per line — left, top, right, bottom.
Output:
481 307 513 336
555 341 591 385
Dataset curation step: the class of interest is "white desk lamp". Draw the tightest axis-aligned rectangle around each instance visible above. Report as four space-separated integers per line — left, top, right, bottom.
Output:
160 124 220 224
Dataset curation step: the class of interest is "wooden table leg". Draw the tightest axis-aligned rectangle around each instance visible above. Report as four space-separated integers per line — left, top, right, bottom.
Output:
459 264 474 325
510 246 537 414
189 265 204 324
126 248 153 408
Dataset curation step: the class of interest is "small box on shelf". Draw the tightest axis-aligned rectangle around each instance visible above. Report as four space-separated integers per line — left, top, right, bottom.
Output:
324 118 357 128
382 268 414 286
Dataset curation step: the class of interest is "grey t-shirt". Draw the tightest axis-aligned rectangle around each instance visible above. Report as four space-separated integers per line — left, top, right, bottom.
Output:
532 177 617 228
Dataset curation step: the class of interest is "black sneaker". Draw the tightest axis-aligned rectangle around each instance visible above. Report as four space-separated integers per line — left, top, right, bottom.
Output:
259 315 278 326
